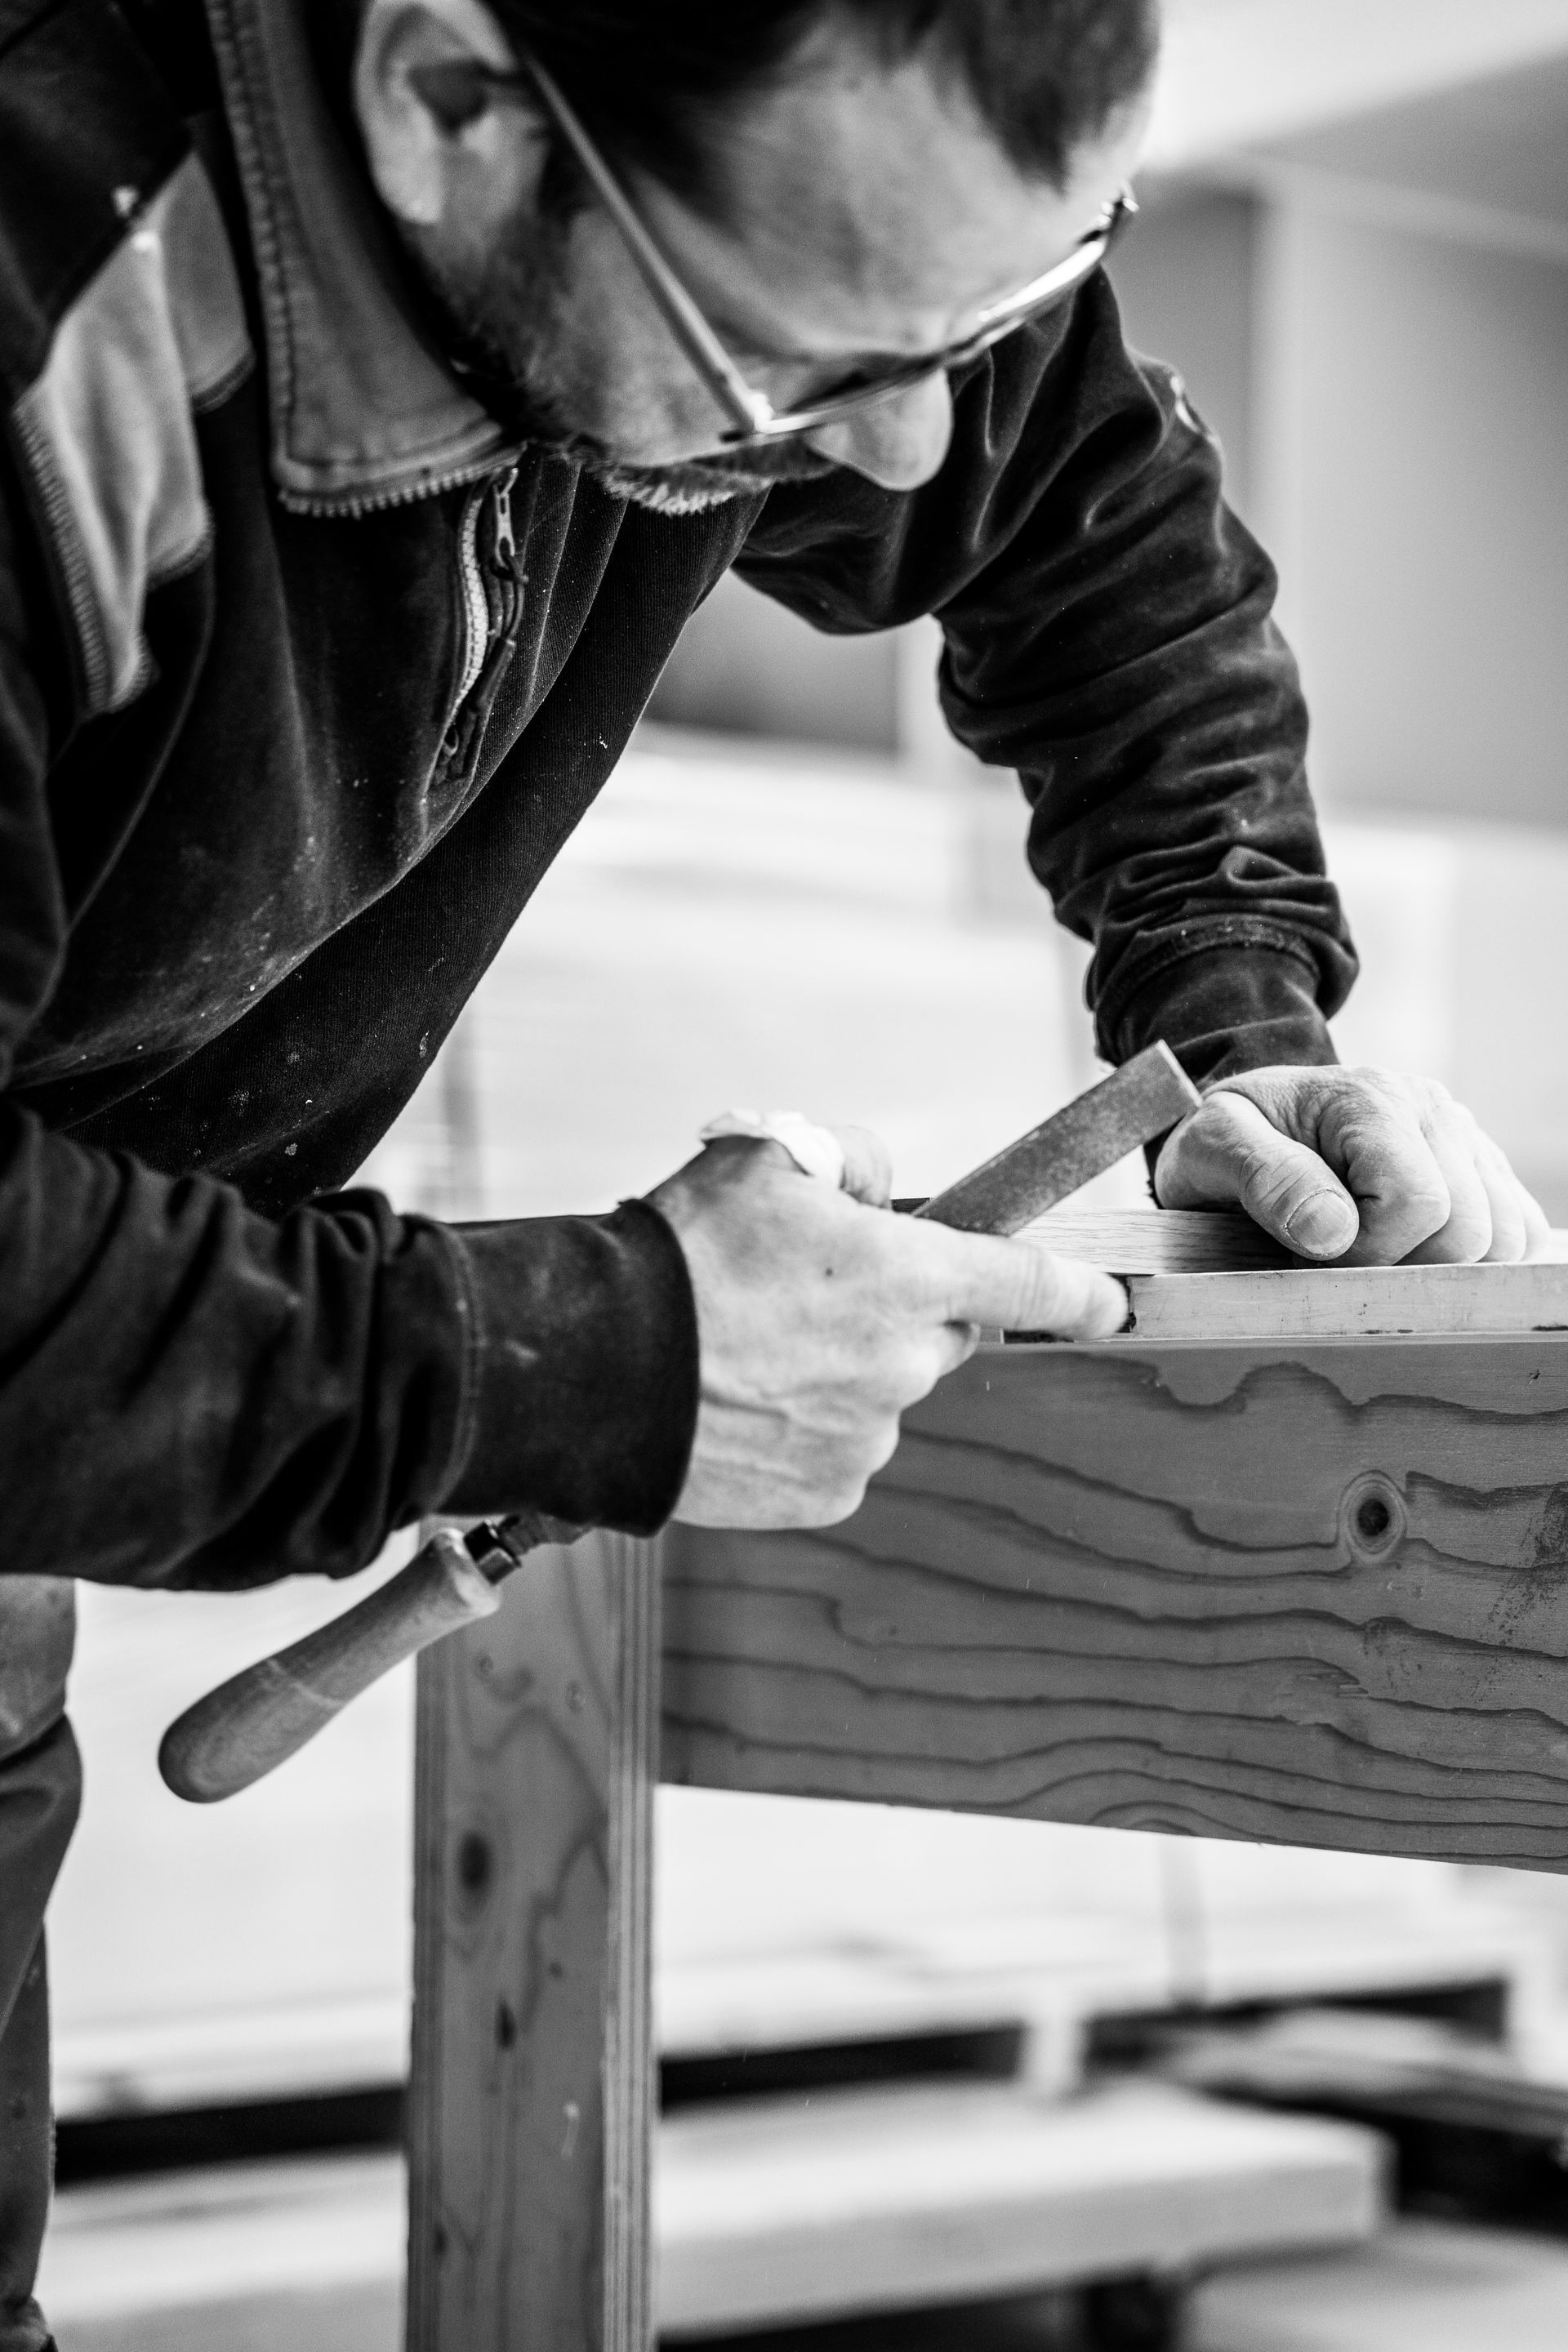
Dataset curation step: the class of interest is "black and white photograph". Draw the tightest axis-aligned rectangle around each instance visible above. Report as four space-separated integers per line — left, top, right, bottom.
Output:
7 2 1568 2347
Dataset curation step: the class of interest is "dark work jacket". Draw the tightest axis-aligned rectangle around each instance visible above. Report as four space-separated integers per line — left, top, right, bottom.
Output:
0 0 1356 1589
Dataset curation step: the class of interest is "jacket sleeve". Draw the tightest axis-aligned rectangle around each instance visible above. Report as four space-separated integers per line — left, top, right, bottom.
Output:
0 490 696 1592
734 271 1358 1084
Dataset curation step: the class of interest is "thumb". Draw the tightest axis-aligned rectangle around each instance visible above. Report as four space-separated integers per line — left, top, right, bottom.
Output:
938 1230 1129 1339
1159 1091 1359 1259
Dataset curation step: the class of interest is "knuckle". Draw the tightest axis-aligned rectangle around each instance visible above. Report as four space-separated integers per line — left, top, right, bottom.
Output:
950 1321 982 1365
1445 1226 1491 1266
1441 1198 1494 1262
824 1478 871 1525
1377 1195 1453 1257
1413 1227 1483 1267
867 1414 902 1475
1483 1211 1526 1264
793 1479 869 1529
1407 1177 1454 1226
1195 1092 1255 1142
846 1402 904 1471
1352 1067 1419 1121
891 1346 943 1407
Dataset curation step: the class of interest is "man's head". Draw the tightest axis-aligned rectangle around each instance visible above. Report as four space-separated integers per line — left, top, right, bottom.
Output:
353 0 1160 510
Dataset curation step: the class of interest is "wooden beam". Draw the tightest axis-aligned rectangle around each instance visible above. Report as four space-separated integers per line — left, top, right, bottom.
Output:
407 1532 657 2352
661 1339 1568 1870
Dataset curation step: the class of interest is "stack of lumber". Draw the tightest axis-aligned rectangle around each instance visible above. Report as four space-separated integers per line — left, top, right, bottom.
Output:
33 2089 1383 2347
657 2078 1384 2339
1160 2006 1568 2231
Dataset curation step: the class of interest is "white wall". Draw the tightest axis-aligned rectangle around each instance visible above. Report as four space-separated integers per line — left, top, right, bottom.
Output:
1256 205 1568 827
646 572 902 751
1107 189 1259 523
1147 0 1568 174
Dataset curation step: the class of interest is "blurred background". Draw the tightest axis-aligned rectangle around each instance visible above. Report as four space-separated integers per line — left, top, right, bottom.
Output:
46 2 1568 2345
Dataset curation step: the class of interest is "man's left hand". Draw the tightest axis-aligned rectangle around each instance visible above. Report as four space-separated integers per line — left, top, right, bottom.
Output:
1154 1066 1551 1266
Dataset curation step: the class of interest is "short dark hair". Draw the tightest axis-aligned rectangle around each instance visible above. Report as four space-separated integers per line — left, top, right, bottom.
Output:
492 1 1160 208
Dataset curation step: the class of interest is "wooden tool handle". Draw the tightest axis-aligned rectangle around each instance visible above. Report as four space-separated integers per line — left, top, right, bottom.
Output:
158 1528 501 1804
155 1053 1196 1805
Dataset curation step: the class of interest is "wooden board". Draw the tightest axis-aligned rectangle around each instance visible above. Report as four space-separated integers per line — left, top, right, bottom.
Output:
407 1532 657 2352
30 2091 1377 2345
1022 1209 1568 1276
657 2079 1382 2337
1116 1262 1568 1343
1022 1205 1298 1272
661 1339 1568 1870
1194 2217 1568 2352
1013 1211 1568 1339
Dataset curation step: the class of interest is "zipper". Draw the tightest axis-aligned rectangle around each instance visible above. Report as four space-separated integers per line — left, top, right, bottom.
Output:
276 446 523 521
12 399 114 716
442 462 527 772
492 468 517 572
452 483 491 715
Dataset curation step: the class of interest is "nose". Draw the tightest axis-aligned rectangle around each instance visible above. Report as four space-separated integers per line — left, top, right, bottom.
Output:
805 371 954 491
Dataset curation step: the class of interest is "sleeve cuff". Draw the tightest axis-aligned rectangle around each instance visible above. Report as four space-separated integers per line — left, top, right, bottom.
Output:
1105 942 1341 1087
439 1198 698 1535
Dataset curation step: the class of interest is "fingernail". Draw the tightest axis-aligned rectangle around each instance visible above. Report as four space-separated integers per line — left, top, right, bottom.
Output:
1285 1192 1357 1257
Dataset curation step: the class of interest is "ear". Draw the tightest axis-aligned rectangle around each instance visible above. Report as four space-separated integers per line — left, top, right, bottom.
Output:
354 0 541 230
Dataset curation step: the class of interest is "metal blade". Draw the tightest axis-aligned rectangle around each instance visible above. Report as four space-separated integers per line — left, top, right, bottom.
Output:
915 1041 1200 1236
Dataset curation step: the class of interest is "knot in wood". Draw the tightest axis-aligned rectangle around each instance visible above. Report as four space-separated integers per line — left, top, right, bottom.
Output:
456 1829 493 1900
1340 1472 1406 1561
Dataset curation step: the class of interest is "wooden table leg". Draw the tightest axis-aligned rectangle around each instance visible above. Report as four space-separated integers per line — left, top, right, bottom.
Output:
406 1531 659 2351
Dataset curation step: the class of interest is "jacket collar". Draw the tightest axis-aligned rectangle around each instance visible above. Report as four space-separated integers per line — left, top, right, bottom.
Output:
203 0 510 514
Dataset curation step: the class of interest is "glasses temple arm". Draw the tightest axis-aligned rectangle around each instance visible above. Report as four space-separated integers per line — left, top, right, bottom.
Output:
516 55 774 439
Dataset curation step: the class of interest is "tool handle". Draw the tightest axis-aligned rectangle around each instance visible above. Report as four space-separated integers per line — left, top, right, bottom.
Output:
158 1527 501 1804
155 1053 1196 1803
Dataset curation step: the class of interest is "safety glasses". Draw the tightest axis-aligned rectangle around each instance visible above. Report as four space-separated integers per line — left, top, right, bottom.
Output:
497 51 1137 448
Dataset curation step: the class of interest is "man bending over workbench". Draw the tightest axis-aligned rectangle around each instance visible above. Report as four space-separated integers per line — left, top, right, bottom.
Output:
0 0 1548 2341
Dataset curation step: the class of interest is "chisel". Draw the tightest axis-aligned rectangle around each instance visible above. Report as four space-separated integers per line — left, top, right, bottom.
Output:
158 1040 1198 1803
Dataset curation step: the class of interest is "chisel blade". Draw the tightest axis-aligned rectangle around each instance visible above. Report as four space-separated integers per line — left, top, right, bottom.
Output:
915 1040 1200 1236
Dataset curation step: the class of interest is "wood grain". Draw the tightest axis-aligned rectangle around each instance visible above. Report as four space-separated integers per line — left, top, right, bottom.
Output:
1018 1205 1295 1272
407 1532 657 2352
1119 1259 1568 1342
1009 1211 1568 1322
661 1339 1568 1871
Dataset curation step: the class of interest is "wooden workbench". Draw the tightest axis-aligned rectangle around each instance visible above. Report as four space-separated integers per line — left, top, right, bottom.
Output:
403 1261 1568 2349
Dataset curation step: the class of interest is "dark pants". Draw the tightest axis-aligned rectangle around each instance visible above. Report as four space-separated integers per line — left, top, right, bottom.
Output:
0 1582 79 2352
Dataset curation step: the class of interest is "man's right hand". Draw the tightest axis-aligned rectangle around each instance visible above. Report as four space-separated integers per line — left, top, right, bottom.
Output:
646 1128 1128 1531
